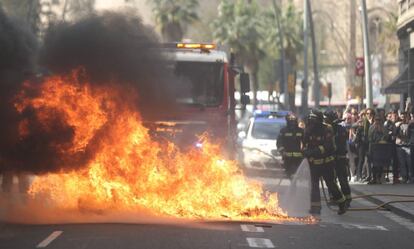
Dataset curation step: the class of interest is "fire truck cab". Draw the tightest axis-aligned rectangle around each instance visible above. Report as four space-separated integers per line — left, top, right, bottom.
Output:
156 43 250 158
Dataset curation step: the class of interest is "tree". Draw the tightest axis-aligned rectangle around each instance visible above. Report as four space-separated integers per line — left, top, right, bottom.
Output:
61 0 95 21
263 1 302 67
261 0 302 109
378 12 398 57
0 0 43 34
0 0 88 37
212 0 265 108
149 0 199 42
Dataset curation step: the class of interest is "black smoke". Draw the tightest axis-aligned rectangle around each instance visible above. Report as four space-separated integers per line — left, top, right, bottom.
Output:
1 11 179 174
0 8 38 173
40 11 177 119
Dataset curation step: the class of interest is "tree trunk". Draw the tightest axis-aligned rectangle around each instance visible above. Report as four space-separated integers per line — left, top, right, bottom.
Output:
285 45 297 112
245 60 259 110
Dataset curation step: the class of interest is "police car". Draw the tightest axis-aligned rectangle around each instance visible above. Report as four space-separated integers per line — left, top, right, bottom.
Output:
238 110 288 169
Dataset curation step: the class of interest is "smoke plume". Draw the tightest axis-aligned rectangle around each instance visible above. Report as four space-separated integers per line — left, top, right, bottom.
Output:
1 11 178 174
40 11 176 118
0 8 38 172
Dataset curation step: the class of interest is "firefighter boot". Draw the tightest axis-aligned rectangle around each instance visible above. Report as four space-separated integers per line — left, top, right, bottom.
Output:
344 198 352 209
337 201 347 215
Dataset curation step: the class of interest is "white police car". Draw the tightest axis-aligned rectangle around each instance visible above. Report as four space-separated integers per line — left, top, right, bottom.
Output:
238 110 288 169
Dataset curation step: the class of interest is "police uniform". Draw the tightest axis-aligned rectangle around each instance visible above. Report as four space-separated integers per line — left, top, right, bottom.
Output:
303 110 347 215
277 120 304 178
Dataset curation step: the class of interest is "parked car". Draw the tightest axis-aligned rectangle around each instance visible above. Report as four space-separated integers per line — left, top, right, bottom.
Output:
238 110 288 169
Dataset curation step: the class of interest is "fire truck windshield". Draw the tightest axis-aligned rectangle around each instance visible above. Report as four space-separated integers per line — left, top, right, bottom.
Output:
173 61 224 107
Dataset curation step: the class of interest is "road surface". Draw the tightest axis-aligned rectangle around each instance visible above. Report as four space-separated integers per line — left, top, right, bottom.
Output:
1 168 413 249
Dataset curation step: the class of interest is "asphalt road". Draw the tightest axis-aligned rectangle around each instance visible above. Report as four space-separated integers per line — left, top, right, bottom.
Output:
1 168 413 249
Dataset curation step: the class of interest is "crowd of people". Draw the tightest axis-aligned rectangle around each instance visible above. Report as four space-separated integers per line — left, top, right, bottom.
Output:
277 106 414 215
342 107 414 185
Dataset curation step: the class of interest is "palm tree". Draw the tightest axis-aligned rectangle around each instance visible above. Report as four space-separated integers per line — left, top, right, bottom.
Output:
212 0 265 108
149 0 199 42
262 0 302 109
263 1 302 69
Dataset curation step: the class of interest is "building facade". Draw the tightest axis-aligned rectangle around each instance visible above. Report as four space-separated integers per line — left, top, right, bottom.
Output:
385 0 414 109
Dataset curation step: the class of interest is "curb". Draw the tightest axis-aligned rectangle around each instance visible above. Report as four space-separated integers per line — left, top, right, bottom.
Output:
352 188 414 223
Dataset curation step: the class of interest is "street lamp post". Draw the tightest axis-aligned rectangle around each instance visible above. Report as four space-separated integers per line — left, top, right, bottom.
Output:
272 0 289 110
302 0 309 115
360 0 373 108
307 0 320 108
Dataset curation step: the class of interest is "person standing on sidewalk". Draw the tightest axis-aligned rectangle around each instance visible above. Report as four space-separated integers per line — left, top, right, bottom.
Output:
368 116 391 184
303 109 347 215
396 112 412 183
407 111 414 183
355 109 375 182
385 111 399 183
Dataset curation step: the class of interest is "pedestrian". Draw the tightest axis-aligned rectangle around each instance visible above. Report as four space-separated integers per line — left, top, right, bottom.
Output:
384 111 399 183
324 110 352 207
376 108 386 124
351 108 359 123
303 109 347 215
368 116 391 184
396 111 412 183
348 109 360 180
408 111 414 183
277 114 304 179
354 109 373 182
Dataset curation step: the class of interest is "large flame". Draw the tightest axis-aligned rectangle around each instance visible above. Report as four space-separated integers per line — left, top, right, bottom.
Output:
15 69 308 222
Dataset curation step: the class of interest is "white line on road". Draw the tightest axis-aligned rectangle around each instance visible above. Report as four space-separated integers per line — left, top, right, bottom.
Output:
341 223 388 231
241 225 265 232
380 211 414 233
37 231 63 248
246 238 275 248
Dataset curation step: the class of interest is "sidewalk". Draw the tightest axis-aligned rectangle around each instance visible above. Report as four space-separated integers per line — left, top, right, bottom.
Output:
351 182 414 222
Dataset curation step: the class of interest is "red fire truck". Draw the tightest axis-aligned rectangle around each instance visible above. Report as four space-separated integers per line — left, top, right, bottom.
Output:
154 43 250 158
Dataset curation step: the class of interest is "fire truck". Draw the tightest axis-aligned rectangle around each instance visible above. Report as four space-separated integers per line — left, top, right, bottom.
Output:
153 43 250 158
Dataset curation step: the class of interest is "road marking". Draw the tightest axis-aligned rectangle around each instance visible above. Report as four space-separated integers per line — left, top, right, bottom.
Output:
342 223 388 231
241 225 264 232
37 231 63 248
246 238 275 248
380 211 414 233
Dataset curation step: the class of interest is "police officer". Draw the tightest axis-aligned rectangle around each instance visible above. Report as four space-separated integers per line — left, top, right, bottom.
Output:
324 110 352 208
277 114 304 179
303 109 347 215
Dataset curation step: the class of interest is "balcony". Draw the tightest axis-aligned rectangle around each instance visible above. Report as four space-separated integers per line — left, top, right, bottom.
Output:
398 0 414 29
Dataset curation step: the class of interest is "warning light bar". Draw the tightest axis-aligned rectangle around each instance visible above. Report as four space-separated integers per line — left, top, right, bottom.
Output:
176 43 216 50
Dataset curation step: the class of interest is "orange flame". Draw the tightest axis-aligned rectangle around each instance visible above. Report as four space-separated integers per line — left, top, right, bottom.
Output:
17 69 312 222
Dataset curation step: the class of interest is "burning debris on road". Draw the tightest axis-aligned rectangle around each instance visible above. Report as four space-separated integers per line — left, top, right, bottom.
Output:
18 68 293 221
1 10 313 223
